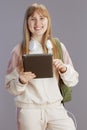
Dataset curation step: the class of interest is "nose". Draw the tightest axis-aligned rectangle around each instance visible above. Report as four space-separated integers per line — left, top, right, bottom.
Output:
35 19 40 26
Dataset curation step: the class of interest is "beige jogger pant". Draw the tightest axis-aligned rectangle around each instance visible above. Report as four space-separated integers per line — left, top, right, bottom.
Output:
17 102 76 130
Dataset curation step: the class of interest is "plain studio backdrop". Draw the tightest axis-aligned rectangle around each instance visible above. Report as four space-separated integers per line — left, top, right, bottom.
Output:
0 0 86 130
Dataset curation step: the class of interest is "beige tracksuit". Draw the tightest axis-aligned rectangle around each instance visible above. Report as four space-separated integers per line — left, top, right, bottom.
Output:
5 40 79 130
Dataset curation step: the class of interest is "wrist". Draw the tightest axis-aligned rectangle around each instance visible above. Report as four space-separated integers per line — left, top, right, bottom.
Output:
19 78 27 84
59 66 67 73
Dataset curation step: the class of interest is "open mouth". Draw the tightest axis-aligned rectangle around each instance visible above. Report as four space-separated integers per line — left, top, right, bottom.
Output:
34 26 43 31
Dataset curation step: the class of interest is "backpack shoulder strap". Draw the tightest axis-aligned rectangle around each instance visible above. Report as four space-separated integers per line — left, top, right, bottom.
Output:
54 37 72 103
54 37 63 61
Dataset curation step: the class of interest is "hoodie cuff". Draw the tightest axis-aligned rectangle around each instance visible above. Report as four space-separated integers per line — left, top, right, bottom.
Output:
15 78 27 90
59 64 75 82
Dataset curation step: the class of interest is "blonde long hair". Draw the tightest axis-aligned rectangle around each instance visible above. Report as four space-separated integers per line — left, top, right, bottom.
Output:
21 3 59 58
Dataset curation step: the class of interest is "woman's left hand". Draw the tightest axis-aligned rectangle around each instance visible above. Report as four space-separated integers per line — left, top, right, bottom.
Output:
53 59 67 73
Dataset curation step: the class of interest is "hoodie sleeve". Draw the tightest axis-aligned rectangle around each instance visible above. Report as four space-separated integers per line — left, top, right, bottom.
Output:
5 44 27 96
59 42 79 87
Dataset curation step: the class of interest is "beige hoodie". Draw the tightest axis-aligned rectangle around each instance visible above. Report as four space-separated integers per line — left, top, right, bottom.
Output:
5 40 79 108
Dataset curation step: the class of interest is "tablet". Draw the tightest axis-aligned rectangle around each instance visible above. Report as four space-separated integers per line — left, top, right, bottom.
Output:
22 54 53 78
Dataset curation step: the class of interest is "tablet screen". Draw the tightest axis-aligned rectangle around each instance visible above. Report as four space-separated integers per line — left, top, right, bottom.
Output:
22 54 53 78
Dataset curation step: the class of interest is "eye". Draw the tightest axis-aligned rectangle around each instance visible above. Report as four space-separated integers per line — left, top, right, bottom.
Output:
31 18 36 20
40 17 45 21
30 16 36 21
40 17 44 19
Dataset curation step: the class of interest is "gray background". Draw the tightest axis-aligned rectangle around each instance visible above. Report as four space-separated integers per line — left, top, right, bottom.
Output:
0 0 86 130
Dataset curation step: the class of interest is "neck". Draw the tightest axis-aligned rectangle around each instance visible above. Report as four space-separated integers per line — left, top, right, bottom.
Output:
31 36 42 43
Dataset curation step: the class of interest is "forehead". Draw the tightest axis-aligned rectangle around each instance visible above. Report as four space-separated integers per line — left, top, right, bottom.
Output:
31 12 45 17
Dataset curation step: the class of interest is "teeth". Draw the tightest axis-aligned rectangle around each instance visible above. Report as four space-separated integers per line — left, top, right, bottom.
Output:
35 28 41 30
34 26 43 30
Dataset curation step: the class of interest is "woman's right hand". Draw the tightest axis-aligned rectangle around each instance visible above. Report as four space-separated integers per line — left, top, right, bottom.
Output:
19 72 36 84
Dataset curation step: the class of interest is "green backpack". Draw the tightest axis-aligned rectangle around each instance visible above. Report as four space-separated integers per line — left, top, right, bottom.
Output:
54 38 72 103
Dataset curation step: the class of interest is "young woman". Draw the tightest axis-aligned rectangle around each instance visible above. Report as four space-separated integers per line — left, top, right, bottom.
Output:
5 3 79 130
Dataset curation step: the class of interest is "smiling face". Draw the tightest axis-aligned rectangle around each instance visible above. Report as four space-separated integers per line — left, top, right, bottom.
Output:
23 4 52 54
28 12 48 40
